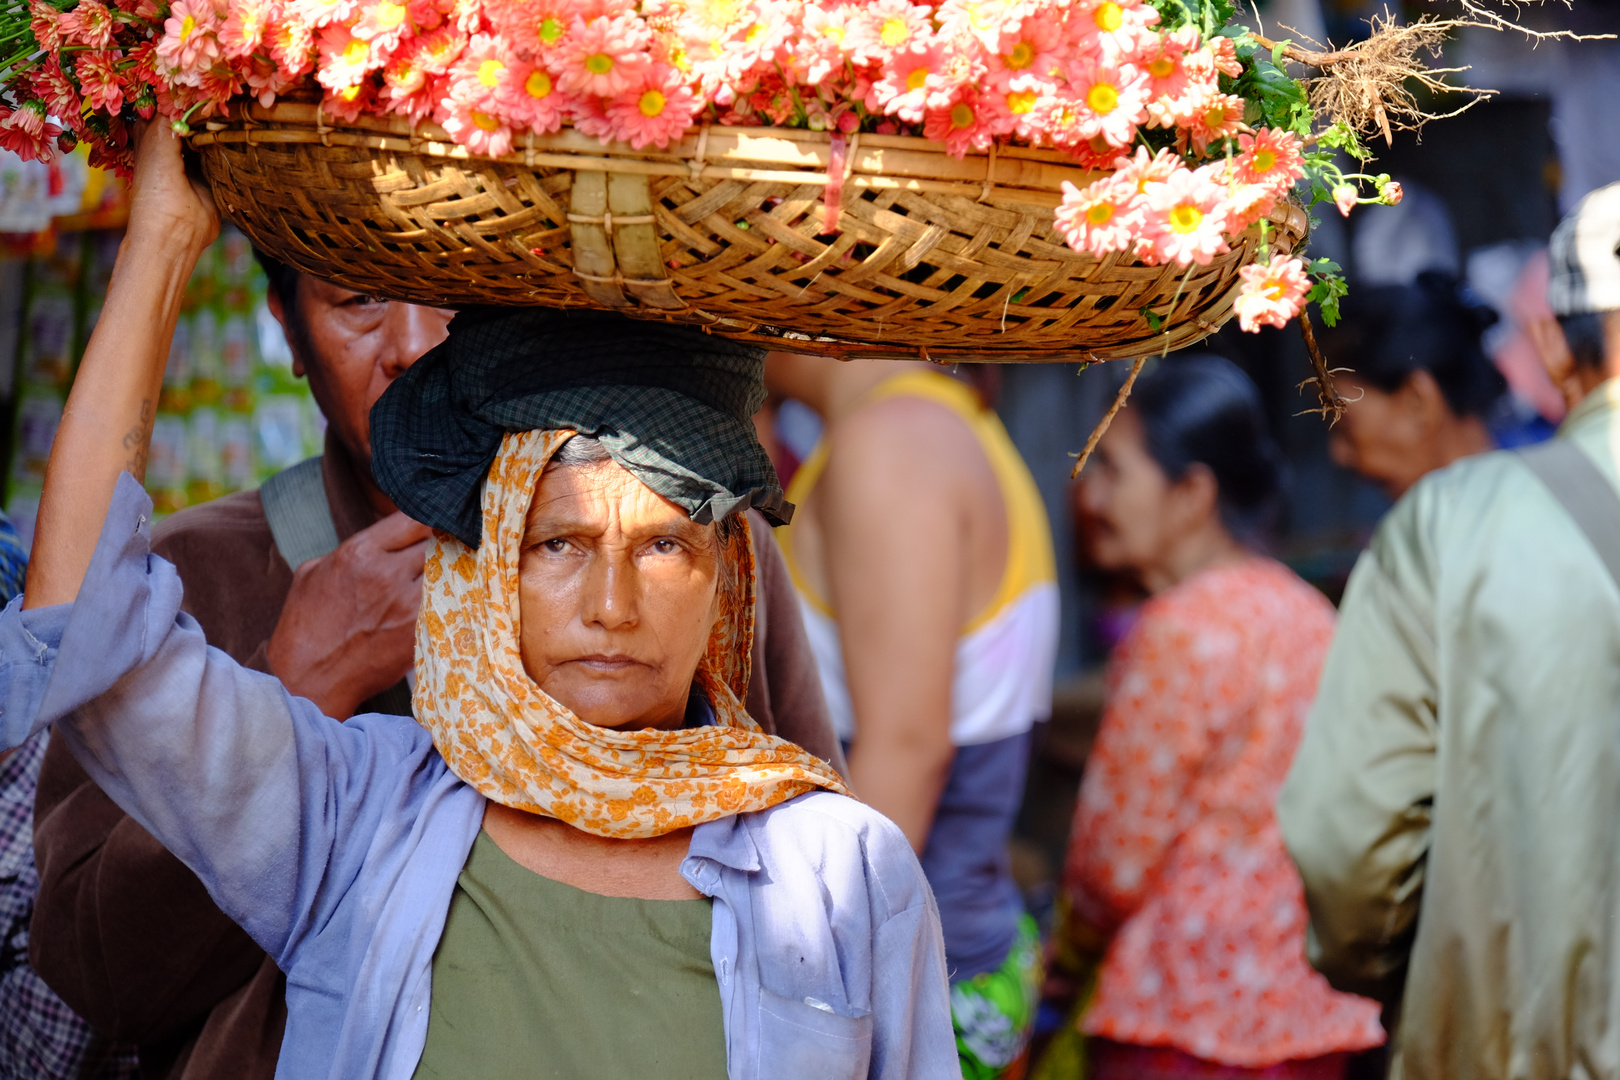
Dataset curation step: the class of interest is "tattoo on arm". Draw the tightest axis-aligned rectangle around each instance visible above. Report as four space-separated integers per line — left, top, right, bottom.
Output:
122 398 153 478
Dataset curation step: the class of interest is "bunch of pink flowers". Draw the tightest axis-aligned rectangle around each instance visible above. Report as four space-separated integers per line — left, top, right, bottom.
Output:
7 0 1320 332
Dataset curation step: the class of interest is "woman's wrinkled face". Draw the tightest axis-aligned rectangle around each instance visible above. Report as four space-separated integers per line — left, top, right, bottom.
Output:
1328 373 1429 499
517 459 723 731
1076 408 1180 575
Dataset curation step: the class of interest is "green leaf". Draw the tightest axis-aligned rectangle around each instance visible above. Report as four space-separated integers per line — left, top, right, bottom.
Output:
1270 38 1291 66
1141 307 1165 333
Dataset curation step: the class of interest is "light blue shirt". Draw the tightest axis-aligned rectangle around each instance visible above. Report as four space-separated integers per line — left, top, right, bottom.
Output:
0 475 959 1080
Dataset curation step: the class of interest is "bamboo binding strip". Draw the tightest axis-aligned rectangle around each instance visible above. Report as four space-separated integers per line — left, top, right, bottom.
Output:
190 101 1308 363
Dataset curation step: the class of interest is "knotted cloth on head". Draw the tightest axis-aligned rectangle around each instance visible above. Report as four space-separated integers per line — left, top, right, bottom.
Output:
370 307 790 549
374 311 845 838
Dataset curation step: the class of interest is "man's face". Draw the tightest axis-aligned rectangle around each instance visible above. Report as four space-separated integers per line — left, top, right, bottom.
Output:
269 276 453 472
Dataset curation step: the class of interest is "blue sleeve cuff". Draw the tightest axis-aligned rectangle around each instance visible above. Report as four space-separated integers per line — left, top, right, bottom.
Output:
0 474 179 751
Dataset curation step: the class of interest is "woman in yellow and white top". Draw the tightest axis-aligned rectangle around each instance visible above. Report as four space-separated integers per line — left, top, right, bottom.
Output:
766 356 1061 1080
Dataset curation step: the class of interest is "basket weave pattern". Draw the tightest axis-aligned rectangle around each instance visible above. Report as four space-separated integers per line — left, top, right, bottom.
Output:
193 103 1307 362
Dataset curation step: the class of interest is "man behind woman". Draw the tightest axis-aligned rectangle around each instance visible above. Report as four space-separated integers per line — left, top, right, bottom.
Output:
1052 356 1384 1078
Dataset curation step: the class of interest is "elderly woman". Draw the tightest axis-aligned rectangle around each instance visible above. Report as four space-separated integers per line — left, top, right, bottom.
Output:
0 127 953 1080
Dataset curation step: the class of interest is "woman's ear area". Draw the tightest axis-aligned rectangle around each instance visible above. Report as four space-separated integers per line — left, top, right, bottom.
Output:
1169 461 1222 528
1399 368 1452 428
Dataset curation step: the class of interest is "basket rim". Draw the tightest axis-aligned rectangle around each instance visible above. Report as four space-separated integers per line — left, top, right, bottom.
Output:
191 102 1310 234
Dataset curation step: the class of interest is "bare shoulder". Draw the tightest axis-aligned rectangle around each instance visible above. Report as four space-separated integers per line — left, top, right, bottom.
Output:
821 391 994 510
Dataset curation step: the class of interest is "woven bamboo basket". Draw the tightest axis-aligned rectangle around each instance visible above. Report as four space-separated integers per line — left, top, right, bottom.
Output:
190 101 1308 363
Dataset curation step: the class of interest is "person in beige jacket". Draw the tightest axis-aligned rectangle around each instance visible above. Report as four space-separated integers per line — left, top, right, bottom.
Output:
1279 181 1620 1080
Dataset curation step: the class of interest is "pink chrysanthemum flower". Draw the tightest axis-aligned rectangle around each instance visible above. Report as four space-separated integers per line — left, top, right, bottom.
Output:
449 33 511 108
1234 254 1307 331
870 38 949 122
316 23 383 89
0 103 63 162
1235 127 1304 194
1054 176 1139 258
497 58 569 132
993 77 1049 142
922 88 994 157
987 15 1063 90
77 49 127 112
1072 0 1159 60
935 0 1010 52
265 18 314 77
1065 57 1148 146
1333 183 1358 216
715 0 797 84
604 65 698 148
32 61 81 118
848 0 933 65
557 13 653 98
1209 34 1243 77
1181 89 1247 154
441 95 515 156
1138 25 1197 112
221 1 274 57
30 1 62 53
411 24 468 73
1140 164 1231 266
569 92 616 140
799 3 858 84
288 0 360 30
59 0 116 47
486 0 577 55
1221 179 1275 231
353 0 416 52
323 81 376 123
241 52 298 107
156 0 224 76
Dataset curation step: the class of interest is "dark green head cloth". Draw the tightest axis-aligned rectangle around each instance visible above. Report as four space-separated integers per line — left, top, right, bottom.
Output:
370 308 791 548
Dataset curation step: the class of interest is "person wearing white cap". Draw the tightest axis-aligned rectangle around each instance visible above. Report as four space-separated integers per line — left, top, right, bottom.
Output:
1277 180 1620 1080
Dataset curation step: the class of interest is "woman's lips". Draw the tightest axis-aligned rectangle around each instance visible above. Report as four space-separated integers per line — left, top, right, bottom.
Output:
570 655 643 672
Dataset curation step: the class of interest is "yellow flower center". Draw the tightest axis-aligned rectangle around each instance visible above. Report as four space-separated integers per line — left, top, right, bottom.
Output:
375 1 406 28
821 23 845 41
472 109 499 131
1094 2 1123 31
1253 148 1276 172
340 83 363 101
1262 280 1284 301
745 22 765 42
1169 203 1203 233
1007 89 1037 114
969 4 996 30
906 66 928 91
1205 104 1227 128
639 89 666 117
478 58 505 87
585 52 614 75
538 16 565 43
950 102 975 129
1149 56 1175 78
1087 201 1115 226
343 38 369 66
526 70 552 98
1005 41 1034 69
1086 82 1119 114
179 13 196 41
880 17 910 46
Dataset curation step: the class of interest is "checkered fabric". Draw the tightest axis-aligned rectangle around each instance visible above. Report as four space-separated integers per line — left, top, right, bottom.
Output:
1 733 138 1080
370 307 789 548
0 511 25 605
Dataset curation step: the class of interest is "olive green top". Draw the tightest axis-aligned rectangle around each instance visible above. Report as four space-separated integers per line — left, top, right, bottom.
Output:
411 830 727 1080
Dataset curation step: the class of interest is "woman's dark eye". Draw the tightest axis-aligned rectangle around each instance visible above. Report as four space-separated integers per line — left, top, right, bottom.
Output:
652 539 681 555
542 539 569 554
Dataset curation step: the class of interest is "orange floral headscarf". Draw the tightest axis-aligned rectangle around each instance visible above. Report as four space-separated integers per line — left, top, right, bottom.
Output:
413 429 849 838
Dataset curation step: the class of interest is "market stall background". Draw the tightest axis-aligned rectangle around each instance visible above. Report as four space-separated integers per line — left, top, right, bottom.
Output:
0 147 323 548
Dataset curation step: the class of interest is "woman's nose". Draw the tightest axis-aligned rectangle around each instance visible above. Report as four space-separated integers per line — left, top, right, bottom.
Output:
580 551 638 631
